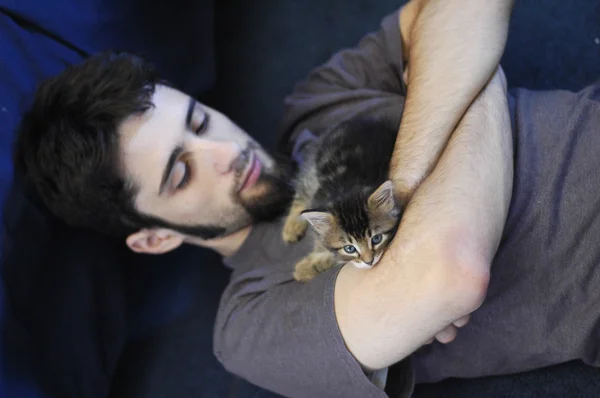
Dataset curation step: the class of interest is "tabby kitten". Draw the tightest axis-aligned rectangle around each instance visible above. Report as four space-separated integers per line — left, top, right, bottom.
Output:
283 117 402 282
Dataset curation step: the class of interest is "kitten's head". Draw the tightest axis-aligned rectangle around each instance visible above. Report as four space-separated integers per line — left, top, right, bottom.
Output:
301 180 401 269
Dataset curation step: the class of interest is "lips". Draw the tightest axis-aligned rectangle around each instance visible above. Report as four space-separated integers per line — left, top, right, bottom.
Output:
238 154 262 192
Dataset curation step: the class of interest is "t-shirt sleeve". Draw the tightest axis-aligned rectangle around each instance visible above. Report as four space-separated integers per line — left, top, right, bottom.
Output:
276 9 406 155
213 261 391 398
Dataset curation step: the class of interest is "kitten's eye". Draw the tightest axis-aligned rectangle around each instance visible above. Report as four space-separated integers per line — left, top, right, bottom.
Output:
371 234 383 245
343 245 356 254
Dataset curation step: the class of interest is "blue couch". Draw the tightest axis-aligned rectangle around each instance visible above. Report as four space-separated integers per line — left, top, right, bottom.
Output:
1 1 599 397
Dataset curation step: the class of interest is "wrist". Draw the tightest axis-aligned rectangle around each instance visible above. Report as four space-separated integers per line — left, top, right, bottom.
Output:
392 176 418 206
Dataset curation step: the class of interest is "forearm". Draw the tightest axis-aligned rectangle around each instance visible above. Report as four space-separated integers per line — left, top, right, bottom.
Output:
391 0 514 201
403 69 513 269
335 69 513 370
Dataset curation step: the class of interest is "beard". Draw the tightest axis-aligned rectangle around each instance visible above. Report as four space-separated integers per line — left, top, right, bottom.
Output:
239 154 295 223
162 152 295 241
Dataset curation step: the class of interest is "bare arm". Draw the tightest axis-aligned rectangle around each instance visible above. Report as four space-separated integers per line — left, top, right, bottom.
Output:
335 68 513 370
390 0 514 202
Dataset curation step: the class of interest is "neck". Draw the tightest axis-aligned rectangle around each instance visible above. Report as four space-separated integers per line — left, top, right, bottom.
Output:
186 225 252 257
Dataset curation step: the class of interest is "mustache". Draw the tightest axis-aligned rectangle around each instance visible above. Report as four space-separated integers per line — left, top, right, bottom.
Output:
230 140 262 181
231 146 252 178
230 140 297 185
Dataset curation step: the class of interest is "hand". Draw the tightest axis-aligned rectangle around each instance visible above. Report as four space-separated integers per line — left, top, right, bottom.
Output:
424 314 470 345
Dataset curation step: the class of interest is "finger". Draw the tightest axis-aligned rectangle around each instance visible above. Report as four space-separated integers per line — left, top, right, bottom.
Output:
435 325 457 344
402 67 409 85
453 314 470 328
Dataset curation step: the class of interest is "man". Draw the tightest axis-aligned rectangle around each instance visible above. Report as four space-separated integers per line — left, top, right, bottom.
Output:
12 1 600 398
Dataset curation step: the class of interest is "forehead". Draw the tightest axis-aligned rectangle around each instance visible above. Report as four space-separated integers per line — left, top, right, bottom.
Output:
334 199 371 237
120 85 188 153
118 85 188 192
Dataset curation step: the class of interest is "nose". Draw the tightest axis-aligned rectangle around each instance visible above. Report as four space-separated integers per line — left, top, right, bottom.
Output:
196 140 241 175
363 253 374 265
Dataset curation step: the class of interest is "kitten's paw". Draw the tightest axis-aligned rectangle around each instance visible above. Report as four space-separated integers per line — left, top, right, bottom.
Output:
282 217 308 243
293 258 319 282
294 267 318 283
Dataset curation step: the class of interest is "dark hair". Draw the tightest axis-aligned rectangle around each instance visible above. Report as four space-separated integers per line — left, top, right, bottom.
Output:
13 52 164 238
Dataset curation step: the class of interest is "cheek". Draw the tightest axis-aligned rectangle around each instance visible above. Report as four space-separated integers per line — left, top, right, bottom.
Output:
208 116 274 170
207 117 248 145
193 158 236 196
337 252 358 262
178 177 232 216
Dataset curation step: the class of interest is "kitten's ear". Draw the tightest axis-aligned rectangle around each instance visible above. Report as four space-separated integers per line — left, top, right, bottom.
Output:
368 180 397 214
300 210 335 236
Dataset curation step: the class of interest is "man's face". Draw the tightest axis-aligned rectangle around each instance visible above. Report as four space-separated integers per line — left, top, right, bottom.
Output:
119 85 292 251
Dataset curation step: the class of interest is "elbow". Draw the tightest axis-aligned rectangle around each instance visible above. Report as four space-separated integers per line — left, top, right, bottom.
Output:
213 327 232 371
213 328 249 380
445 258 490 316
436 236 491 316
213 313 243 376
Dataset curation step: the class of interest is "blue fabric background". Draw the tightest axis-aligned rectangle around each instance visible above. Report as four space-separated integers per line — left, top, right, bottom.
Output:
0 1 216 397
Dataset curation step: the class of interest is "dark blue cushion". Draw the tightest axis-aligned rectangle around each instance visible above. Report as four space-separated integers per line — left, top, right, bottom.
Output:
2 176 131 398
0 2 216 397
0 0 215 94
0 11 85 243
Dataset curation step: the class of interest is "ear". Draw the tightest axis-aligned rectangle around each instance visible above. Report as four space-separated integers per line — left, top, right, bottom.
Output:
300 211 335 237
368 180 397 214
126 229 185 254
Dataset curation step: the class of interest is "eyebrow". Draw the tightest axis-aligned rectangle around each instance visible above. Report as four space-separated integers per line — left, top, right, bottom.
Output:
159 144 184 195
185 97 196 130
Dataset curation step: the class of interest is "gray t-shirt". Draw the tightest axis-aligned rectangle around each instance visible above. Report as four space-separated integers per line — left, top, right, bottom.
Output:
213 8 600 398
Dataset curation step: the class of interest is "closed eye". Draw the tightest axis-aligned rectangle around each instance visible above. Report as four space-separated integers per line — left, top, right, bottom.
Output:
194 112 210 135
175 159 192 190
186 98 210 135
